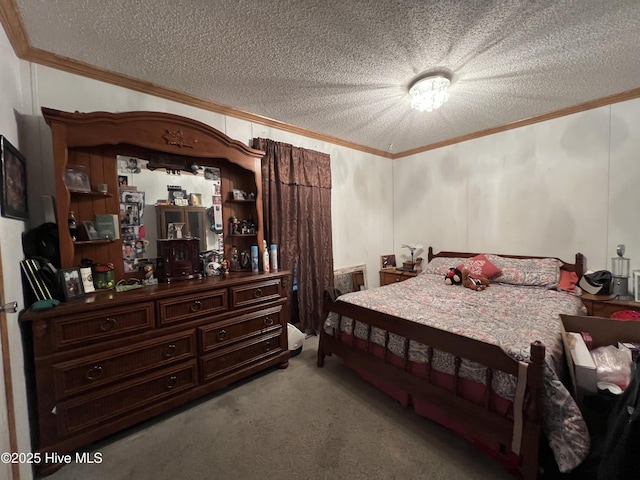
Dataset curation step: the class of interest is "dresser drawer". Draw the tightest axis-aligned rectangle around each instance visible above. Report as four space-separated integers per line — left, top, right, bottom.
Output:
53 331 197 398
380 269 417 286
52 303 155 351
200 332 283 382
230 279 282 309
157 289 228 326
199 306 282 353
57 360 197 436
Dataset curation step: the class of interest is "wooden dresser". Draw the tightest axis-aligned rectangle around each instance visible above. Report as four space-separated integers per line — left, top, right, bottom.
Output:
20 271 289 473
380 268 418 286
581 292 640 318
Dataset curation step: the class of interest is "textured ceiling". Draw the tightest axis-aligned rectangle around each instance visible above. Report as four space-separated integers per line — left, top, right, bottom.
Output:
10 0 640 156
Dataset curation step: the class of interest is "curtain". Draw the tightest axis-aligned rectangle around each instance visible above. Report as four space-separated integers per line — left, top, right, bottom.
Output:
252 138 334 333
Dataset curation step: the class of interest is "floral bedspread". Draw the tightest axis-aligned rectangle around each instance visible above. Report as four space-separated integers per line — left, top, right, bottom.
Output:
324 272 589 473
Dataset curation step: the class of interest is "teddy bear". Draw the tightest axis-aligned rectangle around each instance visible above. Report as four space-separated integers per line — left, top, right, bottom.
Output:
462 268 490 291
444 267 462 285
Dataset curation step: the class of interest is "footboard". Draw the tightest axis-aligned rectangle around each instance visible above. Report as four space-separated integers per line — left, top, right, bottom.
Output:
318 292 545 480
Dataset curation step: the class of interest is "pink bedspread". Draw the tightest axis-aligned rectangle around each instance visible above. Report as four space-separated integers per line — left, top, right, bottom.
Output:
323 272 589 473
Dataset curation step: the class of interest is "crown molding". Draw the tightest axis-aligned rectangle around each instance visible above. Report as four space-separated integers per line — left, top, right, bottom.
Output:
393 87 640 158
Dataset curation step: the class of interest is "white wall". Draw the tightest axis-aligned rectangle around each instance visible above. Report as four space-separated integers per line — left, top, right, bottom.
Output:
394 100 640 287
0 27 35 480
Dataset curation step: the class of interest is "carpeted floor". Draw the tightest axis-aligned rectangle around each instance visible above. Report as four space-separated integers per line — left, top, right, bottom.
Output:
42 334 513 480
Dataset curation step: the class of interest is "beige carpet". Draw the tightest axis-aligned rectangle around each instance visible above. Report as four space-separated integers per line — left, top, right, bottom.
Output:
42 335 513 480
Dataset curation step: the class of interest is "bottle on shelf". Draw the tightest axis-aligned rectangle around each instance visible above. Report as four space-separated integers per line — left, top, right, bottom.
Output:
263 240 270 273
270 244 278 271
68 211 78 241
229 245 240 271
251 245 259 273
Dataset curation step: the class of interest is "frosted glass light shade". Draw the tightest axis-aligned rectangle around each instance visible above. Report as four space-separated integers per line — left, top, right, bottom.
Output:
409 75 451 112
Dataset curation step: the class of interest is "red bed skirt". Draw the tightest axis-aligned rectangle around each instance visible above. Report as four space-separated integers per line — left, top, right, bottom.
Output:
337 331 521 470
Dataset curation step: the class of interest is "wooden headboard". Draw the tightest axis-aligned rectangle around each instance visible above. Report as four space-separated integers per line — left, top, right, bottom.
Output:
427 247 586 278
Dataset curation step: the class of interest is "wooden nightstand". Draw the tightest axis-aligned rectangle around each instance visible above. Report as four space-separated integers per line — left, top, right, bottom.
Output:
380 268 418 286
581 292 640 318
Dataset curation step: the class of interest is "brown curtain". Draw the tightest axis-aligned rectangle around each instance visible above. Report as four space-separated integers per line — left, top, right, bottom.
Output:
252 138 334 333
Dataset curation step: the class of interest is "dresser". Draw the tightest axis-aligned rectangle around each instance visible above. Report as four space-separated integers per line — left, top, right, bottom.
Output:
379 268 418 286
581 292 640 318
20 271 290 474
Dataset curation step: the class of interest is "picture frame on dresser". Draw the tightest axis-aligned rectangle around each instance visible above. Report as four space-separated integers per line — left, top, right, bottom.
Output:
634 270 640 302
380 254 396 269
0 135 28 220
64 164 91 192
59 267 85 301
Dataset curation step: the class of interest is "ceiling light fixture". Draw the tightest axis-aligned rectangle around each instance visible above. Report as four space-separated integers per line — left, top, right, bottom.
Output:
408 73 451 112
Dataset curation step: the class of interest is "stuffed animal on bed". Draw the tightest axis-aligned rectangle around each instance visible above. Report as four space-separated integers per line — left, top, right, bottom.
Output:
444 267 462 285
462 268 490 291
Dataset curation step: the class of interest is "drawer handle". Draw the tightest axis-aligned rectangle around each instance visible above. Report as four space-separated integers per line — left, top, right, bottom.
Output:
395 278 400 282
100 317 117 332
253 288 263 299
217 329 227 341
190 300 202 312
166 375 178 390
165 344 177 357
264 316 274 326
86 365 103 381
264 341 271 351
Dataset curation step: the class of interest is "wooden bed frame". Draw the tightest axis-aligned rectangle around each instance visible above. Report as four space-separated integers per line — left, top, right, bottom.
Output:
317 248 586 480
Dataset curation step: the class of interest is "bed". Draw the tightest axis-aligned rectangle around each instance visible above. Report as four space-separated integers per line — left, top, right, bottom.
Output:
318 248 589 480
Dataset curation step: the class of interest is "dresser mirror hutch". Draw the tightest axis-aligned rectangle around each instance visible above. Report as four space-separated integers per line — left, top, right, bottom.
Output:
20 108 290 474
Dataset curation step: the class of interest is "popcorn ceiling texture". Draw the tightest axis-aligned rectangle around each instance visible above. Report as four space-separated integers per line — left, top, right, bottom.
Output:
15 0 640 154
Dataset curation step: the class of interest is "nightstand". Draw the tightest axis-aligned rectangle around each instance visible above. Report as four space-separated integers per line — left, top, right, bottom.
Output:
581 292 640 318
380 268 418 286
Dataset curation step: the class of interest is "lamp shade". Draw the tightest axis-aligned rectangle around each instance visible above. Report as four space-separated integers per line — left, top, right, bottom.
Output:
409 74 451 112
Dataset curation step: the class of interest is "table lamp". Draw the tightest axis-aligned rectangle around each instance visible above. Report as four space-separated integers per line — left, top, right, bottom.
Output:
401 244 423 271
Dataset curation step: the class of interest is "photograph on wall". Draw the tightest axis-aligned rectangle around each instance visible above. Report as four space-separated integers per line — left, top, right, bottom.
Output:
117 155 143 174
120 203 141 226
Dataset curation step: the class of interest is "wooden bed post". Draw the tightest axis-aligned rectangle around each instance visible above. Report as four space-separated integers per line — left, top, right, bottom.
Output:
520 340 546 480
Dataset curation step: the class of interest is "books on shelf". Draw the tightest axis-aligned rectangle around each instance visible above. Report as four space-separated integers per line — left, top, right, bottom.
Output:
95 214 120 240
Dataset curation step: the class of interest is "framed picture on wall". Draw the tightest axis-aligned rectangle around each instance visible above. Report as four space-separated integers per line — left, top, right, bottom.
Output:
1 135 28 220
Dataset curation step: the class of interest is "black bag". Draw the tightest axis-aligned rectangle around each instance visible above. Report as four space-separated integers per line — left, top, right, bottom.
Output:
22 222 60 268
597 360 640 479
579 270 612 295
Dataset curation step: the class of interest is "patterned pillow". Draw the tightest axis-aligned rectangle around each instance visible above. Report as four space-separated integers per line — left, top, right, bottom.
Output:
457 254 502 279
487 254 561 287
421 257 469 276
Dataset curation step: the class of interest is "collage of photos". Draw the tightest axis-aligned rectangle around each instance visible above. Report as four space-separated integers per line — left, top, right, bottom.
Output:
119 188 149 273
